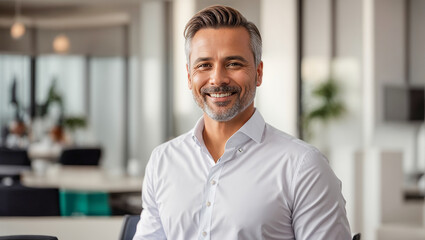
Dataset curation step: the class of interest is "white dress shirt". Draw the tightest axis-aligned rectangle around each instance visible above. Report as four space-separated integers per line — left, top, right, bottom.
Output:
133 110 351 240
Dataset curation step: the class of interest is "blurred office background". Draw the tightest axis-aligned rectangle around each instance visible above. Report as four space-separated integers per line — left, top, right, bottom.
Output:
0 0 424 239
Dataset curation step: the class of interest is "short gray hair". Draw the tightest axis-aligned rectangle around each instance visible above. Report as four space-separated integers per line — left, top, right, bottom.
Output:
184 5 262 68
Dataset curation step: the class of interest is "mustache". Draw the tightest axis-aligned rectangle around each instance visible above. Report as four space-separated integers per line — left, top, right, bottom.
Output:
201 85 241 95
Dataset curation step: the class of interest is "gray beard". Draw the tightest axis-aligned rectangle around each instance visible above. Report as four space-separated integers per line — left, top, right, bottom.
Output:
193 86 256 122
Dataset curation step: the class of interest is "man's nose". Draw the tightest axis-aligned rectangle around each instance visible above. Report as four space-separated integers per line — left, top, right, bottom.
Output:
209 65 230 86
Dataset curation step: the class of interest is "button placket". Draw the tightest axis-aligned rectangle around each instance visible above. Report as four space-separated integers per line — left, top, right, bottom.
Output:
198 162 223 240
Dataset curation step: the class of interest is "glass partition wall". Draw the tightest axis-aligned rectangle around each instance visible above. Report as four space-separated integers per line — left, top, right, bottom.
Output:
0 54 31 147
0 54 127 169
0 21 129 171
0 55 31 123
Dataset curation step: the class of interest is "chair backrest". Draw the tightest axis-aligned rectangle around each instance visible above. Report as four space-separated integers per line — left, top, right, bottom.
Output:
59 148 101 166
119 215 140 240
0 184 60 216
352 233 361 240
0 235 58 240
0 147 30 166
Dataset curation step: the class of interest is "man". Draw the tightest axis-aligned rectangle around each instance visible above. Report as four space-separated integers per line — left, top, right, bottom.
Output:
134 5 351 240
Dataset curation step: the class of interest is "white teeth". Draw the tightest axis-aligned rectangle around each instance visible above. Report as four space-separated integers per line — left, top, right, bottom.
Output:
210 92 232 98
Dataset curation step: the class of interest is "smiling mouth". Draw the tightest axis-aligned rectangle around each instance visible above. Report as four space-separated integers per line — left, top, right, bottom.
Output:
209 92 234 98
202 86 240 99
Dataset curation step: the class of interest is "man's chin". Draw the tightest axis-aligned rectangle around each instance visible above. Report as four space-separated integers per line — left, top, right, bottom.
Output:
204 107 239 122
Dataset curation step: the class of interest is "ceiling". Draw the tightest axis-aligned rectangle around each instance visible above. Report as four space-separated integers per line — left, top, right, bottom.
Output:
0 0 142 17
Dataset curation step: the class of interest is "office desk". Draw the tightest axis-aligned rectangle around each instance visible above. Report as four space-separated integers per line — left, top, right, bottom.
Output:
21 166 142 192
0 216 124 240
0 165 31 176
21 166 143 216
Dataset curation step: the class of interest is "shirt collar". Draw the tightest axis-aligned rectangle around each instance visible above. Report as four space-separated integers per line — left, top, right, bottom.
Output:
237 109 265 144
192 117 206 147
191 109 266 147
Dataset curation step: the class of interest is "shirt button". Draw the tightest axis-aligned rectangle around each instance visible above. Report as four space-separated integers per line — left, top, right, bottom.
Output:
202 231 207 237
206 201 211 207
238 148 243 152
211 180 216 185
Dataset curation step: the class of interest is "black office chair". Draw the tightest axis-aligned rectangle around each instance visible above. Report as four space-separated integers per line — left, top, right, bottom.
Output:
58 147 101 166
0 184 60 216
0 235 58 240
0 147 31 166
352 233 361 240
0 147 31 186
119 214 140 240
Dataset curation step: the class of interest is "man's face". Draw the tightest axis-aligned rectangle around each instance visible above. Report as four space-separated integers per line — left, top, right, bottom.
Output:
187 27 263 122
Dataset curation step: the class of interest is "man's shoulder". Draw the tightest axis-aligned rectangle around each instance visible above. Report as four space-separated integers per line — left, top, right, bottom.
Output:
263 123 318 156
150 130 194 158
262 123 330 178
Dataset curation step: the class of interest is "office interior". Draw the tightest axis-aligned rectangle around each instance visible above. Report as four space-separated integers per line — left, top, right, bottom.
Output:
0 0 424 239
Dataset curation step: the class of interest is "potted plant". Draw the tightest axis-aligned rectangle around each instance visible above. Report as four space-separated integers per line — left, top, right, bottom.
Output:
302 78 346 142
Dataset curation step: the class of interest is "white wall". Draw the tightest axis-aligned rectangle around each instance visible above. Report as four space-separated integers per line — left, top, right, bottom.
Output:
410 0 425 86
138 0 169 171
361 0 425 239
332 0 363 148
372 0 422 174
303 0 363 149
303 0 332 58
259 0 298 136
90 57 125 170
172 0 198 135
410 0 425 171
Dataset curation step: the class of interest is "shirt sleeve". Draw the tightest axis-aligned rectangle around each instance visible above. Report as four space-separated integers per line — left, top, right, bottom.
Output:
290 149 351 240
133 151 167 240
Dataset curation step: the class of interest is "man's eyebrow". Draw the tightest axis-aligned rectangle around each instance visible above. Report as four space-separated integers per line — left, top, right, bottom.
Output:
224 56 249 63
192 57 213 66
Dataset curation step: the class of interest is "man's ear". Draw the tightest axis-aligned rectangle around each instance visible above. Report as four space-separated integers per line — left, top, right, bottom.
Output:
256 61 263 87
186 64 192 90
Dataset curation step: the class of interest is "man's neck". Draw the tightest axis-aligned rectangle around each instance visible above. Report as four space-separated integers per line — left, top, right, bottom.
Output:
202 105 255 162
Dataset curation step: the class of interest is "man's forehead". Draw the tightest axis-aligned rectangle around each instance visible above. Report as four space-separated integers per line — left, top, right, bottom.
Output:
189 27 252 62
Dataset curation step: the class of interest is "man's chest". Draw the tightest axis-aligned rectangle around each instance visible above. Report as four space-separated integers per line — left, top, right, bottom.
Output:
154 150 293 239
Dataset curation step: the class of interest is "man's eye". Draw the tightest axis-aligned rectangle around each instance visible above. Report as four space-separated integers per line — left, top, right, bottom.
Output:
227 62 242 67
197 63 211 69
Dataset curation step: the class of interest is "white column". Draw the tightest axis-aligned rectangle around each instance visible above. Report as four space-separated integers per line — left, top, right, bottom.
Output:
139 0 168 171
362 1 379 239
329 147 363 234
360 0 375 149
128 31 141 168
172 0 200 135
362 148 381 240
259 0 298 136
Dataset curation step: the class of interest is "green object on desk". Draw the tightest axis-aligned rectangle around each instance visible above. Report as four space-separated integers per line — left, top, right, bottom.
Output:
59 190 111 216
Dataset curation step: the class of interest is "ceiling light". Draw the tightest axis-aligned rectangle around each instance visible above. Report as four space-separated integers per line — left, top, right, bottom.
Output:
53 34 70 53
11 22 25 39
10 0 25 39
